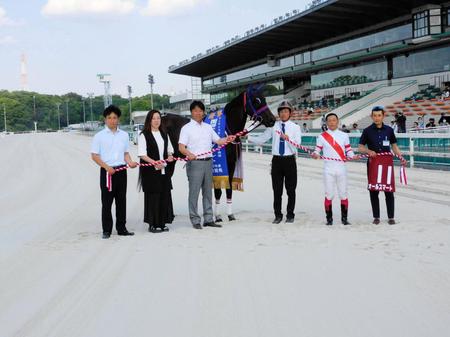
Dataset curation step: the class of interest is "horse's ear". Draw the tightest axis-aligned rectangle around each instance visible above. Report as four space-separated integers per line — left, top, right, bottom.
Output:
255 83 265 92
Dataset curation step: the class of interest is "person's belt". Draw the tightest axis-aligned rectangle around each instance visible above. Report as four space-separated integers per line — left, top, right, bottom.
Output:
112 164 127 169
194 157 212 161
273 155 296 159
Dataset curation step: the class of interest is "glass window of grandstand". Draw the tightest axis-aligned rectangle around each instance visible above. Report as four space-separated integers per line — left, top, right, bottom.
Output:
261 79 284 97
295 51 311 65
202 78 213 87
413 11 429 38
311 61 388 90
303 51 311 63
311 25 411 61
204 56 297 87
209 80 284 105
393 45 450 78
429 8 442 34
294 53 304 65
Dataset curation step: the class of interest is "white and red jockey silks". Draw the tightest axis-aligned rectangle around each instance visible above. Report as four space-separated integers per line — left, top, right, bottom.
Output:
367 155 396 192
314 129 355 201
314 129 355 164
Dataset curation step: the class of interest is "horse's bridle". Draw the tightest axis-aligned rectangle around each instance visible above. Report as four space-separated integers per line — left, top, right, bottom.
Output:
243 89 270 133
221 88 270 145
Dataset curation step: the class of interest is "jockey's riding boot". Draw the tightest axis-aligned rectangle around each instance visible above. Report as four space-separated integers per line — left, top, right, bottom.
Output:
326 206 333 226
341 204 350 225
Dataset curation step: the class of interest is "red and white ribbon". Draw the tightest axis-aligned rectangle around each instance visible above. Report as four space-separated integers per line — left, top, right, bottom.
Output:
106 172 113 192
399 165 407 185
104 128 408 192
276 130 408 185
103 129 250 192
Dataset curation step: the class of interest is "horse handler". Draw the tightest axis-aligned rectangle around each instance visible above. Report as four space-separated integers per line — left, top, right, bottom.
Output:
248 101 302 224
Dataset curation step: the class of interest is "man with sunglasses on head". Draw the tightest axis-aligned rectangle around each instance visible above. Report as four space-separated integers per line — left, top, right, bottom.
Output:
358 106 404 225
248 101 302 224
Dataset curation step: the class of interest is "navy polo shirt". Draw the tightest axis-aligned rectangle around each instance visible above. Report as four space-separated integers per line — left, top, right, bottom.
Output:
359 123 397 153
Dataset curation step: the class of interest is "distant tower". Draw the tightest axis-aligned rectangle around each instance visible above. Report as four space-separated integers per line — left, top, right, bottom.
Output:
20 53 28 91
97 74 112 108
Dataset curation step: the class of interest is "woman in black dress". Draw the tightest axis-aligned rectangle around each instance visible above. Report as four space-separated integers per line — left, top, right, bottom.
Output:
138 110 175 232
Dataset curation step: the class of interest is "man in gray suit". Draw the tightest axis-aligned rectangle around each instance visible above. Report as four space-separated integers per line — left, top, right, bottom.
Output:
179 101 235 230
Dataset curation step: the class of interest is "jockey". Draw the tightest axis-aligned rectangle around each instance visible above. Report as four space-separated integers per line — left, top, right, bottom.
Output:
312 113 357 226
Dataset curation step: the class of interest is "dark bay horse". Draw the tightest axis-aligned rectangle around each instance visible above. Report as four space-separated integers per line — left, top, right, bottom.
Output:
162 86 276 221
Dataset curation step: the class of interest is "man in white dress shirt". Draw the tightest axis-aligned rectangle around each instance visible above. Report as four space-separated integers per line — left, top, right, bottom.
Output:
249 101 302 224
312 113 357 226
179 101 236 230
91 105 138 239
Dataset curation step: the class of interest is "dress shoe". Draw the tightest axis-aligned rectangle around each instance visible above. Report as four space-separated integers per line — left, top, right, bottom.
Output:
118 230 134 236
388 219 396 225
204 222 222 228
149 226 169 233
285 218 294 223
373 218 381 225
102 232 111 239
272 217 282 224
193 224 203 230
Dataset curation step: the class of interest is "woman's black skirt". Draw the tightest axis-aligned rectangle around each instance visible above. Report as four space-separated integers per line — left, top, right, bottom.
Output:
143 176 173 228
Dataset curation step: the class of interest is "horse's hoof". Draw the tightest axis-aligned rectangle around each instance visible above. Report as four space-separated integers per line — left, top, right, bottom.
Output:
228 214 236 221
215 216 223 223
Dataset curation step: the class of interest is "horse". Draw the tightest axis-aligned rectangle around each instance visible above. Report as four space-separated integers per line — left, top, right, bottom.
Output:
161 85 276 222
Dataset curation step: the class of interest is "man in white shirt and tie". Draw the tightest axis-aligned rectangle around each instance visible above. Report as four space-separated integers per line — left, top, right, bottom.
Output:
249 101 302 223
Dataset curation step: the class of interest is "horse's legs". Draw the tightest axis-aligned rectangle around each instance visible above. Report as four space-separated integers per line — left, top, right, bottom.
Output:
214 188 222 200
214 188 223 222
226 159 237 221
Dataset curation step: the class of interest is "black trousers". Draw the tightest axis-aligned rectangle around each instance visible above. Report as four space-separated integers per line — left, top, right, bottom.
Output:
100 167 127 234
271 156 297 218
369 191 395 219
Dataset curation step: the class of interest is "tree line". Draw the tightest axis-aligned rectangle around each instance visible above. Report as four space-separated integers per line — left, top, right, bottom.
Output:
0 90 171 132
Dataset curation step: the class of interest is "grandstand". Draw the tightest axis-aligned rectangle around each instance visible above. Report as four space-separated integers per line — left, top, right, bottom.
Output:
168 0 450 131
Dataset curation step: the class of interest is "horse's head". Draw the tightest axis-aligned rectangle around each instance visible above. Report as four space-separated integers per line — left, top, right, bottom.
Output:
245 84 276 128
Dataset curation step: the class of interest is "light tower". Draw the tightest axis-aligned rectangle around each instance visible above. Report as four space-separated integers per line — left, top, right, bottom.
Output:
87 92 94 122
127 85 132 125
20 53 28 91
97 74 112 108
148 74 154 109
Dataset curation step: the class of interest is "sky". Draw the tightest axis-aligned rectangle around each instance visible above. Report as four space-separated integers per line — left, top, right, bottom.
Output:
0 0 310 97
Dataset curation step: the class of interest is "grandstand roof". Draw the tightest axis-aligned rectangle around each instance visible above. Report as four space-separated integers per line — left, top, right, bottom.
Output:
169 0 448 78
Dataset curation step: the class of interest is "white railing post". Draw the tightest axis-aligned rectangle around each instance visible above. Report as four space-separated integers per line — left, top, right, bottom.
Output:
409 137 415 168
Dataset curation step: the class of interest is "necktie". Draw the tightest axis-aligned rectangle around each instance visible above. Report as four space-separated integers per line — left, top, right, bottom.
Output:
279 123 285 156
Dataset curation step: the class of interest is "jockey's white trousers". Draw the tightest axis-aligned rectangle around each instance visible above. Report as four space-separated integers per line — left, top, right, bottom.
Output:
323 163 348 201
